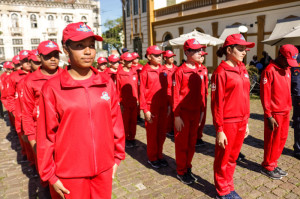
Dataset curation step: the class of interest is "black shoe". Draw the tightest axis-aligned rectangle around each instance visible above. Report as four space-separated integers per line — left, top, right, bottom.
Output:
147 160 161 169
230 191 242 199
195 139 205 147
294 153 300 160
275 167 288 176
158 159 168 167
260 167 282 179
125 140 134 148
216 193 234 199
166 131 174 137
177 173 193 185
237 153 245 161
187 168 197 181
130 140 137 147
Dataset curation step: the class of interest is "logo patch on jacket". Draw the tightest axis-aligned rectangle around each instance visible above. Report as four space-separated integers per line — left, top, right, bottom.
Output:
133 76 136 81
211 83 216 91
244 74 249 78
15 92 18 99
36 106 40 119
20 89 23 98
263 78 267 84
101 91 110 101
200 75 203 79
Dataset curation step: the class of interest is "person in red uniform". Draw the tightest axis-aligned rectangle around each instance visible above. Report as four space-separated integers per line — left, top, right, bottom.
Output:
162 50 177 137
131 52 143 123
173 39 205 184
211 34 254 199
260 44 299 180
12 54 21 70
106 54 120 83
97 57 108 72
0 62 14 117
196 50 209 147
28 49 42 70
37 22 125 199
117 52 138 148
140 45 169 169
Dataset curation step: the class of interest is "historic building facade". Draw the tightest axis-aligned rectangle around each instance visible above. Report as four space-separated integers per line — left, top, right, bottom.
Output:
0 0 101 62
124 0 300 70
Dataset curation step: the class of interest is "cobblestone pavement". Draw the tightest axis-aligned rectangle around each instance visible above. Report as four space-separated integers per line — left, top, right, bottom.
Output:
0 98 300 199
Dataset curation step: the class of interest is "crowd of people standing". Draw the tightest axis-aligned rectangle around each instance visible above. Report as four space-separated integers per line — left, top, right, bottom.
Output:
0 21 299 199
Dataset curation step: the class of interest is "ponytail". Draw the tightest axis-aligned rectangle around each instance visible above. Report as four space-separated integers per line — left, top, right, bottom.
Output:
216 45 237 58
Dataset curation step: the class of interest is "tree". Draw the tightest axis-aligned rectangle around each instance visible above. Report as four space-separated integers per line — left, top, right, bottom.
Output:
102 17 123 55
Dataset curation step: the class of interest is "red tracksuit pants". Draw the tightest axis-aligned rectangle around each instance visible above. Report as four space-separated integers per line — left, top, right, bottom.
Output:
214 119 247 196
197 104 207 139
8 111 15 127
175 110 200 175
167 110 174 133
262 112 290 171
145 105 168 161
50 167 113 199
20 132 36 166
122 105 137 140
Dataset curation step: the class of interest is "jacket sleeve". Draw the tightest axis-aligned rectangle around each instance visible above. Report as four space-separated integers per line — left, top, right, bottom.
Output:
1 77 9 110
116 73 122 103
167 70 173 106
139 70 149 113
14 84 23 134
36 87 59 185
211 71 226 133
260 69 273 118
6 77 16 114
109 80 125 165
173 70 182 117
22 80 37 141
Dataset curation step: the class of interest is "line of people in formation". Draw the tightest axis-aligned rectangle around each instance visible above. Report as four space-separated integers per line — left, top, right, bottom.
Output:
0 21 299 199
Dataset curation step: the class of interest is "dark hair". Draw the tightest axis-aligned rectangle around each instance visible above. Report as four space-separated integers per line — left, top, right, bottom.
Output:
216 45 237 58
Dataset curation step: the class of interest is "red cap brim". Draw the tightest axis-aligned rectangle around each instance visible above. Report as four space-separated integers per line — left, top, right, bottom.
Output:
287 59 299 67
68 33 103 43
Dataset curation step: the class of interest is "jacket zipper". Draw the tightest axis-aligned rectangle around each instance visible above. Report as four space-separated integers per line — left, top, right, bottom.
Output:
84 87 97 174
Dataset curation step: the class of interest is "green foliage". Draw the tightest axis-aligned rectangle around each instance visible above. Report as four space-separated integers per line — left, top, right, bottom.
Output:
139 59 148 66
102 17 123 55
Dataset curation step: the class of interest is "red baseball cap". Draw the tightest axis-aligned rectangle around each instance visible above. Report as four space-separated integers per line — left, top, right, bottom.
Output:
223 34 255 48
132 52 140 59
184 39 207 51
280 44 299 67
12 55 20 65
146 45 162 55
200 51 208 56
121 52 135 61
19 50 31 61
28 49 40 62
163 50 176 58
3 62 14 69
37 40 62 55
62 22 103 44
108 54 120 63
97 57 107 64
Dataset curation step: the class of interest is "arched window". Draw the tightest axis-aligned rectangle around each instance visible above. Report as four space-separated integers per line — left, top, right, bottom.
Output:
163 32 173 51
11 13 19 28
48 15 54 27
30 14 38 28
64 16 70 24
48 15 54 21
81 16 87 24
195 27 205 33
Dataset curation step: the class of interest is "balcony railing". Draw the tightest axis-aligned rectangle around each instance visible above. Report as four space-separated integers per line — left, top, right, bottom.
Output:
10 27 23 36
155 0 235 17
47 28 58 36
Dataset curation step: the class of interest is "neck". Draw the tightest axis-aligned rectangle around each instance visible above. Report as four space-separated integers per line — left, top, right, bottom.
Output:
110 68 117 72
185 59 196 69
149 63 159 69
68 65 92 80
165 63 173 68
123 66 130 72
225 59 239 67
40 66 58 75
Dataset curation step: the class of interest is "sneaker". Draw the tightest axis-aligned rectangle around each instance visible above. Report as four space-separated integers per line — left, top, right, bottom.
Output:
166 131 174 137
216 193 233 199
158 159 169 167
177 173 193 185
260 167 282 179
237 153 245 161
230 191 242 199
125 140 134 148
275 167 288 176
129 140 137 147
187 168 197 181
293 153 300 160
195 139 205 147
147 160 161 169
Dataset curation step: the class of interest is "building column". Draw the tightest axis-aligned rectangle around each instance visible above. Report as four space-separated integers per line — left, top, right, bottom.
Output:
178 27 184 62
257 15 265 60
212 22 218 71
147 0 154 46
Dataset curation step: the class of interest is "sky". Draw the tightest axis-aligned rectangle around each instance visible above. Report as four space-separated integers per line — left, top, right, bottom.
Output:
99 0 123 33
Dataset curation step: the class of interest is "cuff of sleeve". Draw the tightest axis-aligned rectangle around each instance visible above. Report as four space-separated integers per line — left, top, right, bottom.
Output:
28 134 36 141
115 158 121 166
216 126 223 133
143 108 149 114
265 112 272 118
48 175 59 185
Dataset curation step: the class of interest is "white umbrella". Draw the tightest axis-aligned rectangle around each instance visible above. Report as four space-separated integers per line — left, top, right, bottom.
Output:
162 29 224 48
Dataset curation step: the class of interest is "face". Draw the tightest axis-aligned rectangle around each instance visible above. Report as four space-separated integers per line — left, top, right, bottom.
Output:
124 60 133 68
147 54 161 66
165 56 174 64
199 56 205 64
30 60 42 71
14 64 21 71
227 45 247 63
133 58 139 64
20 58 32 72
186 48 202 63
277 54 289 68
6 68 13 74
64 37 96 69
97 63 107 71
110 62 119 70
40 51 60 71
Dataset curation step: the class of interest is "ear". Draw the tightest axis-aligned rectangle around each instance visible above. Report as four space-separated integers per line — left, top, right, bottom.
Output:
63 44 70 56
147 54 152 61
226 47 232 55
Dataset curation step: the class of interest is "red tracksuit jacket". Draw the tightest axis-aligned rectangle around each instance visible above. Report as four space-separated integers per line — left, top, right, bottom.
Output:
22 67 63 141
260 60 292 118
0 73 11 109
163 64 177 106
211 61 250 133
6 70 28 115
199 64 209 97
0 72 7 93
37 67 125 185
116 67 138 107
173 63 205 117
15 76 29 134
105 68 117 83
139 63 168 113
